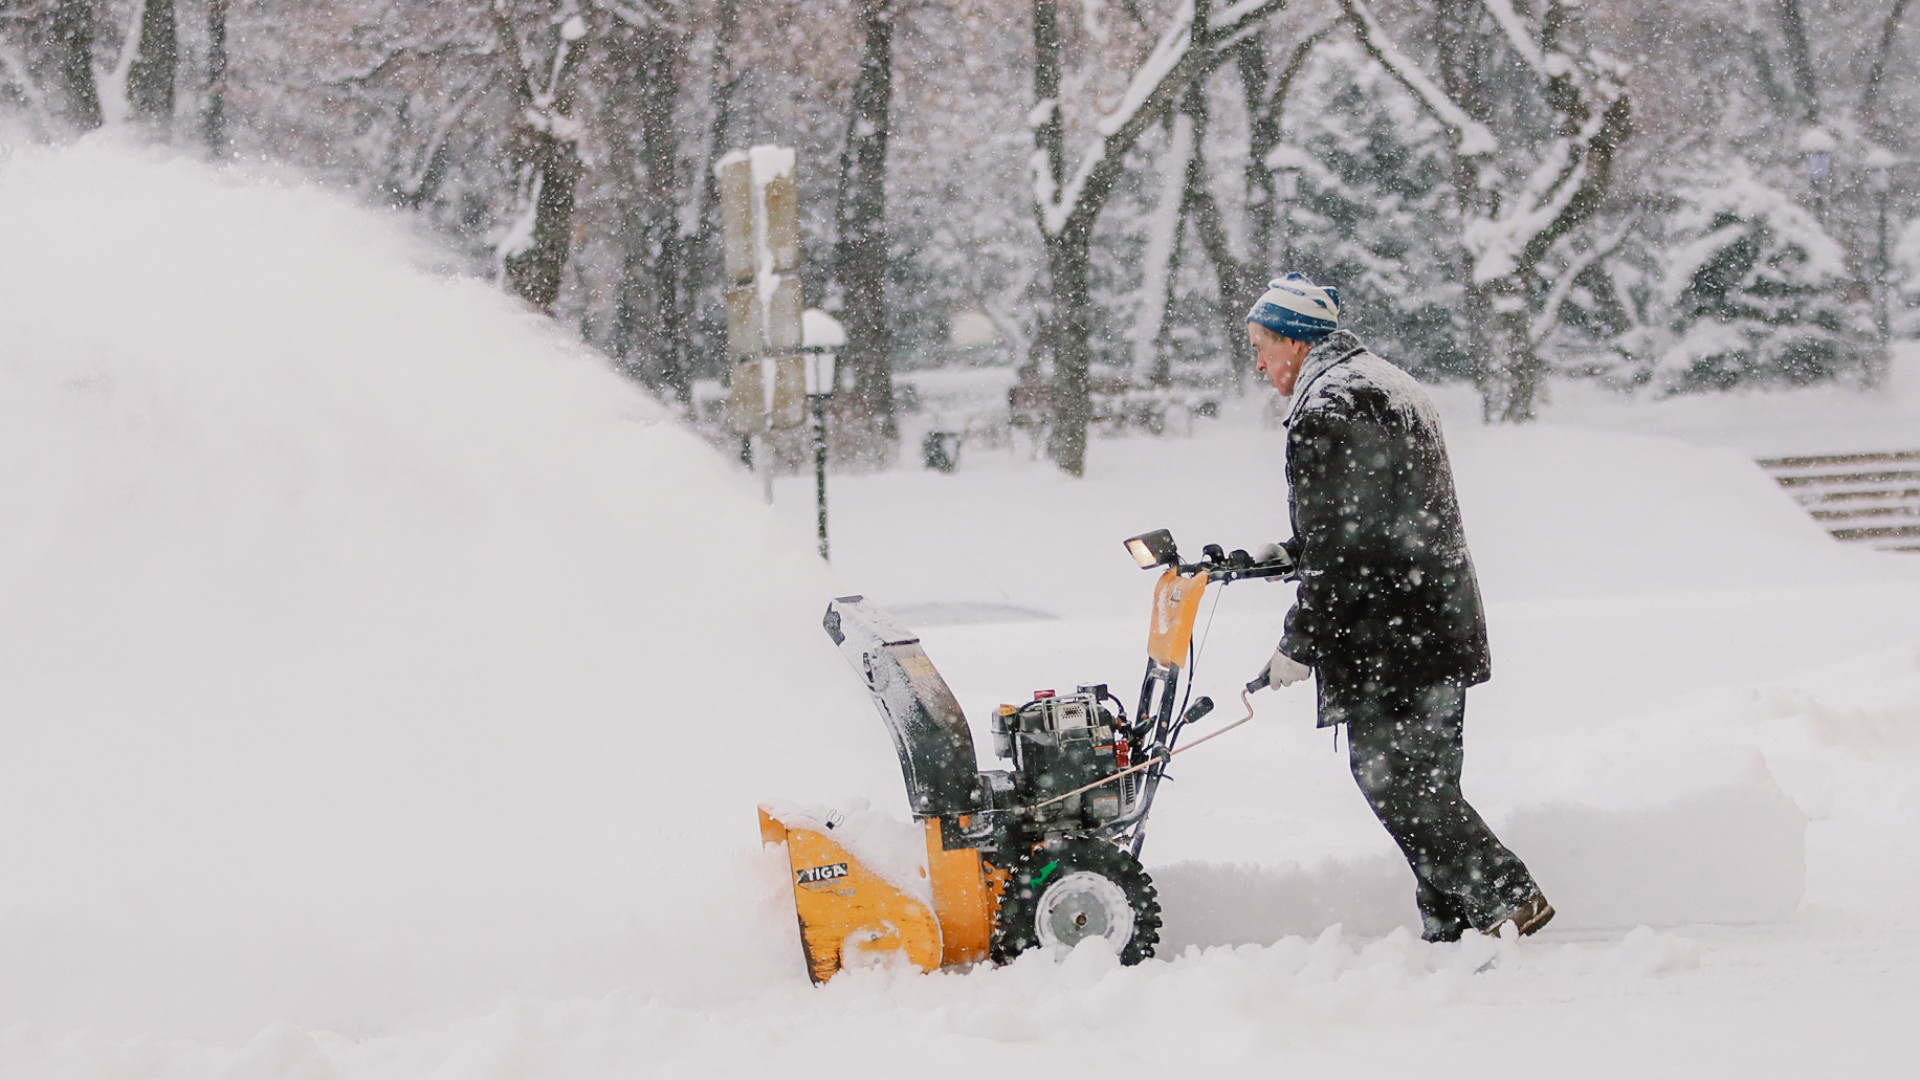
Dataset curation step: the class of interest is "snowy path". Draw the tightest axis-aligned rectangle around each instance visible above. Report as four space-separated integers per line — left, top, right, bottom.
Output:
10 921 1915 1078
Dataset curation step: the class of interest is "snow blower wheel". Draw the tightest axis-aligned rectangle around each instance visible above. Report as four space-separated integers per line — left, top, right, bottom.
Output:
991 837 1160 966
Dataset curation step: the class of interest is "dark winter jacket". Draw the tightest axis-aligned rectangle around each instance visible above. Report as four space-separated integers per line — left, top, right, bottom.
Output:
1279 330 1491 716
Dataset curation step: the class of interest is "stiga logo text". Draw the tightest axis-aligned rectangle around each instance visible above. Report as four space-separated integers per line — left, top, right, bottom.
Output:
796 863 850 885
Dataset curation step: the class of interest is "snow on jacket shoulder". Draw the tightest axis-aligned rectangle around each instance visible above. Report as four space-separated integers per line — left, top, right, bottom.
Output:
1279 330 1491 700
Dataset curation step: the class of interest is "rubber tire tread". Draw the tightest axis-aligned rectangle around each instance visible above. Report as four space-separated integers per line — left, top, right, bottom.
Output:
989 837 1160 966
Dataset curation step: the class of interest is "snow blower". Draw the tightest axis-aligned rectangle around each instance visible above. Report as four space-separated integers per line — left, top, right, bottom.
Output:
758 529 1295 982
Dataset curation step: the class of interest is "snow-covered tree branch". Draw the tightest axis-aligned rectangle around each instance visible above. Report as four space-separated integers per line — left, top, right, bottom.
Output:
1032 0 1286 476
1340 0 1631 421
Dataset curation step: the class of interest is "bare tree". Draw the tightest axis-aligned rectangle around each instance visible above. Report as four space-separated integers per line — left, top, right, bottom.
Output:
1343 0 1632 421
1031 0 1283 476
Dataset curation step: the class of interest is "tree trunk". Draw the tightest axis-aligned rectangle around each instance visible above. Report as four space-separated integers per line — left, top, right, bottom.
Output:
1172 79 1255 380
497 10 587 314
674 0 739 393
639 33 691 405
1860 0 1912 136
833 0 900 456
126 0 176 130
607 18 693 403
1044 226 1095 476
1473 280 1540 422
1235 41 1278 280
1775 0 1820 122
202 0 228 157
50 0 103 131
1033 0 1082 470
1234 26 1324 282
503 148 583 313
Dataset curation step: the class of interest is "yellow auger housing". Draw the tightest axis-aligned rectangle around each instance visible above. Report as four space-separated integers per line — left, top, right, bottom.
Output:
757 805 995 982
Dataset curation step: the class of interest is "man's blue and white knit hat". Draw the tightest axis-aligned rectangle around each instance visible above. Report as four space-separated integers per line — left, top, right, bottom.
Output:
1247 273 1340 343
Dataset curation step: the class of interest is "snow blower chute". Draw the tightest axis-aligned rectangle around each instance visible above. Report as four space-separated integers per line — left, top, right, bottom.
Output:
758 530 1295 982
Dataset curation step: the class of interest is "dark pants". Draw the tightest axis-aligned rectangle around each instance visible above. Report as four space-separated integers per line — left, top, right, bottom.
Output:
1321 678 1538 941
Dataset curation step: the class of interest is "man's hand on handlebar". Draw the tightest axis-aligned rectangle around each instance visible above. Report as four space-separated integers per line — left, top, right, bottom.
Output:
1247 648 1312 694
1254 542 1295 581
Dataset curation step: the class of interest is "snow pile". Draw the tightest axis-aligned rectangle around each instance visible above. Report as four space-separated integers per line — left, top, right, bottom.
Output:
0 139 897 1039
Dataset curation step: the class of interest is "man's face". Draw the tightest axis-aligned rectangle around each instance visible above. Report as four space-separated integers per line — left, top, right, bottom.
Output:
1249 324 1311 395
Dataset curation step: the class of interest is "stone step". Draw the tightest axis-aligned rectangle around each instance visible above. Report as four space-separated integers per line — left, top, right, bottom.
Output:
1757 450 1920 553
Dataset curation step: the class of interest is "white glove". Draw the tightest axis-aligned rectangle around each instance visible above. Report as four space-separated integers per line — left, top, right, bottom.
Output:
1267 649 1312 687
1254 542 1294 581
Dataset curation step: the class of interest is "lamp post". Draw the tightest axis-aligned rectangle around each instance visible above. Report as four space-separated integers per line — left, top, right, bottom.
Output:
801 308 846 561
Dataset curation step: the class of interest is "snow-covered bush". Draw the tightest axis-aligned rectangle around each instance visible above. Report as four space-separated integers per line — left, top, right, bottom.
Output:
1896 217 1920 341
1278 41 1467 380
1637 168 1872 392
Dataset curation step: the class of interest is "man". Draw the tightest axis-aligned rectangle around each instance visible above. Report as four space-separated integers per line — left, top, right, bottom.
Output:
1248 273 1553 942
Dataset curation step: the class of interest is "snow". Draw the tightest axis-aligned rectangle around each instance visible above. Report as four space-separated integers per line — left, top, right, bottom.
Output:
747 143 797 187
493 170 541 259
4 143 1920 1076
1897 217 1920 297
0 139 894 1039
802 308 847 349
1664 169 1851 299
1796 126 1838 154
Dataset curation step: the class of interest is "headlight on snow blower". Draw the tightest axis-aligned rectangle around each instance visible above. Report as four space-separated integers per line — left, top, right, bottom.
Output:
1124 529 1179 570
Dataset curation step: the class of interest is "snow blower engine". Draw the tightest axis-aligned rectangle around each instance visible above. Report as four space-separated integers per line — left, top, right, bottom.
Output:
757 529 1295 982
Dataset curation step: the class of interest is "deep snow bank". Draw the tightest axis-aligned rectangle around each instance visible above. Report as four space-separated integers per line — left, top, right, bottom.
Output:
0 140 896 1038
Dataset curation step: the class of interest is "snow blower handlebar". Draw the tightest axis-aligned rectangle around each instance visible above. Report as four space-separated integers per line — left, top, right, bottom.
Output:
1124 529 1296 584
1126 530 1297 698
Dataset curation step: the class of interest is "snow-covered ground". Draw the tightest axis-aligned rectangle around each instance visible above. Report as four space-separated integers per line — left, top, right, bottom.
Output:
3 141 1918 1078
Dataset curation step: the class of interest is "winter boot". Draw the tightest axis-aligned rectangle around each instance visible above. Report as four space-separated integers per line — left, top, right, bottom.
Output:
1486 891 1554 938
1417 880 1472 943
